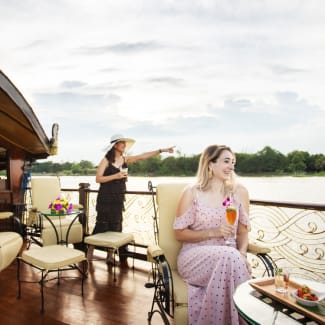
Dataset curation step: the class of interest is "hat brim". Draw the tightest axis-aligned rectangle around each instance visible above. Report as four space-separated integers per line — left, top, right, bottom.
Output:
104 138 135 153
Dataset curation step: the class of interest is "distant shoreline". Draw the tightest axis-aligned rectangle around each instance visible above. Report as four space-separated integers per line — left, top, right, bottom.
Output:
25 172 325 177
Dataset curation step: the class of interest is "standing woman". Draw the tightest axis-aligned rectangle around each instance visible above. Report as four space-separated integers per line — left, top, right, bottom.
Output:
174 144 251 325
89 134 174 262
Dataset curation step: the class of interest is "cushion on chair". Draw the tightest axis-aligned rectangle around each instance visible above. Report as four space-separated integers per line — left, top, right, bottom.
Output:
72 203 83 210
0 212 13 220
248 242 271 255
21 245 86 270
31 177 61 212
155 184 192 325
0 232 23 271
172 270 188 305
174 304 188 325
156 183 188 270
41 218 83 246
28 177 85 246
147 244 164 262
84 231 134 249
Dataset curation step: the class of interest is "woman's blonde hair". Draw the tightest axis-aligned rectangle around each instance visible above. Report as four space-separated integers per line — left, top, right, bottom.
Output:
196 144 236 194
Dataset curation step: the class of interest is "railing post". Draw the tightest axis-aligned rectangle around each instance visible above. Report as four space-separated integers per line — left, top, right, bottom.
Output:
79 183 90 234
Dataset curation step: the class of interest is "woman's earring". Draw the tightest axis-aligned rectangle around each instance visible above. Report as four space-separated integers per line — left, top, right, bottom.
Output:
208 168 213 178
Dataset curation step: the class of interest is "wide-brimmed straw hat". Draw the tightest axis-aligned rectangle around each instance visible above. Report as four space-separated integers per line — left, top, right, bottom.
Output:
104 134 135 153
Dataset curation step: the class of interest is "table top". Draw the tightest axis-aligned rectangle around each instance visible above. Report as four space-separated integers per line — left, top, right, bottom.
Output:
41 209 80 217
233 278 325 325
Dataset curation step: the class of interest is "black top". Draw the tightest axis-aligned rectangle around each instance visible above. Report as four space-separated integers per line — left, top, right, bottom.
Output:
96 161 127 211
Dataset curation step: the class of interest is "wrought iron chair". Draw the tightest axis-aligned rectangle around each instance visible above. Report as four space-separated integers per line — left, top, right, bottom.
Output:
26 176 85 248
17 210 88 313
84 231 135 281
146 182 276 325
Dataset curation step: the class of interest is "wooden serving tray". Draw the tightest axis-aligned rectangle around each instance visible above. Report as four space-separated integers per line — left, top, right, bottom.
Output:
249 278 325 325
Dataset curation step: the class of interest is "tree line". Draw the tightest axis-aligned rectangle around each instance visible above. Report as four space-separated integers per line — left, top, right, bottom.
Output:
30 146 325 176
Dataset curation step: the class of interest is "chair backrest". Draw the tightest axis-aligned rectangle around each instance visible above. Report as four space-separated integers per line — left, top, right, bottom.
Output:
0 232 23 272
156 183 188 271
31 177 61 212
30 177 84 246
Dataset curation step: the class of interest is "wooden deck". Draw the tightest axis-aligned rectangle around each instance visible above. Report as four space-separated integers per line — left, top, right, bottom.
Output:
0 246 167 325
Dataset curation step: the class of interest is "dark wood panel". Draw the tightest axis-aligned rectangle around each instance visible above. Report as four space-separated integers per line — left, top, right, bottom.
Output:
0 190 12 211
0 112 47 154
0 88 32 130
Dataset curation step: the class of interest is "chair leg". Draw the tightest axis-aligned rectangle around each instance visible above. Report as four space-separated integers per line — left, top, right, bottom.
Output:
17 258 22 299
87 245 94 260
131 241 135 271
40 269 46 313
57 269 61 285
81 261 85 296
113 249 117 282
79 259 88 296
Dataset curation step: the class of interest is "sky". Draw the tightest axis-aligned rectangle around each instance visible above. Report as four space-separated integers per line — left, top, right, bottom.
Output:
1 0 325 164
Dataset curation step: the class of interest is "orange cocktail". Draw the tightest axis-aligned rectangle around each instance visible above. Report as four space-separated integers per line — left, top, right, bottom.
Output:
226 207 237 225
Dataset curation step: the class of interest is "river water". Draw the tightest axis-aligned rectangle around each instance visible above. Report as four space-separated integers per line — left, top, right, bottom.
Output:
59 175 325 204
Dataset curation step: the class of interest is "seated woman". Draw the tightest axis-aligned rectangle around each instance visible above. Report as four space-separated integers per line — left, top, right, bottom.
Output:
174 144 251 325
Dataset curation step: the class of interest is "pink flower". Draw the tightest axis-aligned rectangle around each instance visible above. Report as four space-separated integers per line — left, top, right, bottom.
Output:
222 197 231 207
67 203 73 214
55 203 63 211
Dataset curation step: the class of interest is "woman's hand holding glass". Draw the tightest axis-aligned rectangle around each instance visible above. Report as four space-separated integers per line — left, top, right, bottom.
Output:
224 206 237 246
219 223 234 239
120 167 128 175
117 167 128 179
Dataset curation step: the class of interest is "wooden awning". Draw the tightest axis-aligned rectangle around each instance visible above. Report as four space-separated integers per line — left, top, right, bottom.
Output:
0 70 57 159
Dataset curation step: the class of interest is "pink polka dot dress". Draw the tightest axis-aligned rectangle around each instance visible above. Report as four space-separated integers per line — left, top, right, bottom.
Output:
173 193 251 325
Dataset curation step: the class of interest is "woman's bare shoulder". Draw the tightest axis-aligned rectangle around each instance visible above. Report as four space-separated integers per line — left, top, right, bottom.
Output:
99 157 108 165
176 184 196 216
234 182 249 199
182 184 197 197
97 157 109 170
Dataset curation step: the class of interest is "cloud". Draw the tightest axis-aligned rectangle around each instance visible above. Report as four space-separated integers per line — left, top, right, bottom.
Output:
206 91 324 132
34 91 114 111
33 91 122 132
1 0 324 163
146 77 185 87
77 41 161 55
19 40 49 49
60 80 87 89
269 65 306 76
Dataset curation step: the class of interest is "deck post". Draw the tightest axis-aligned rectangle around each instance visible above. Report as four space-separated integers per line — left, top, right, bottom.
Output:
79 182 90 234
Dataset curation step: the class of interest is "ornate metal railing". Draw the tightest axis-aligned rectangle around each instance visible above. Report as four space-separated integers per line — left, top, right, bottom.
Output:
24 182 324 281
248 200 325 281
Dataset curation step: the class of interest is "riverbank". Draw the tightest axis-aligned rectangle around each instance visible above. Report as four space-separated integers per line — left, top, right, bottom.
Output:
20 171 325 177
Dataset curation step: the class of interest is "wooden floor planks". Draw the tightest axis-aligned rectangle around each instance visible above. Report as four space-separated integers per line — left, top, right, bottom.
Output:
0 248 167 325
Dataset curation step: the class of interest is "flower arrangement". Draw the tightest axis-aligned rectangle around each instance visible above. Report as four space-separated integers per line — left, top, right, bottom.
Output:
222 197 231 207
48 197 73 214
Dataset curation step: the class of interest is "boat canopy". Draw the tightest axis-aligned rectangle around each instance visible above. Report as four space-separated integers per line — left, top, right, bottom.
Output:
0 70 57 159
0 70 57 208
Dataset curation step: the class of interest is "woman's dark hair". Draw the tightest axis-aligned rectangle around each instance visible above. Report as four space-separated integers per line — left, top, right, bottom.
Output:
105 148 116 163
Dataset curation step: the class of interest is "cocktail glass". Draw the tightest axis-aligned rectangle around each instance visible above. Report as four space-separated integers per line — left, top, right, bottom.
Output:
120 167 128 175
225 205 237 246
274 268 290 293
